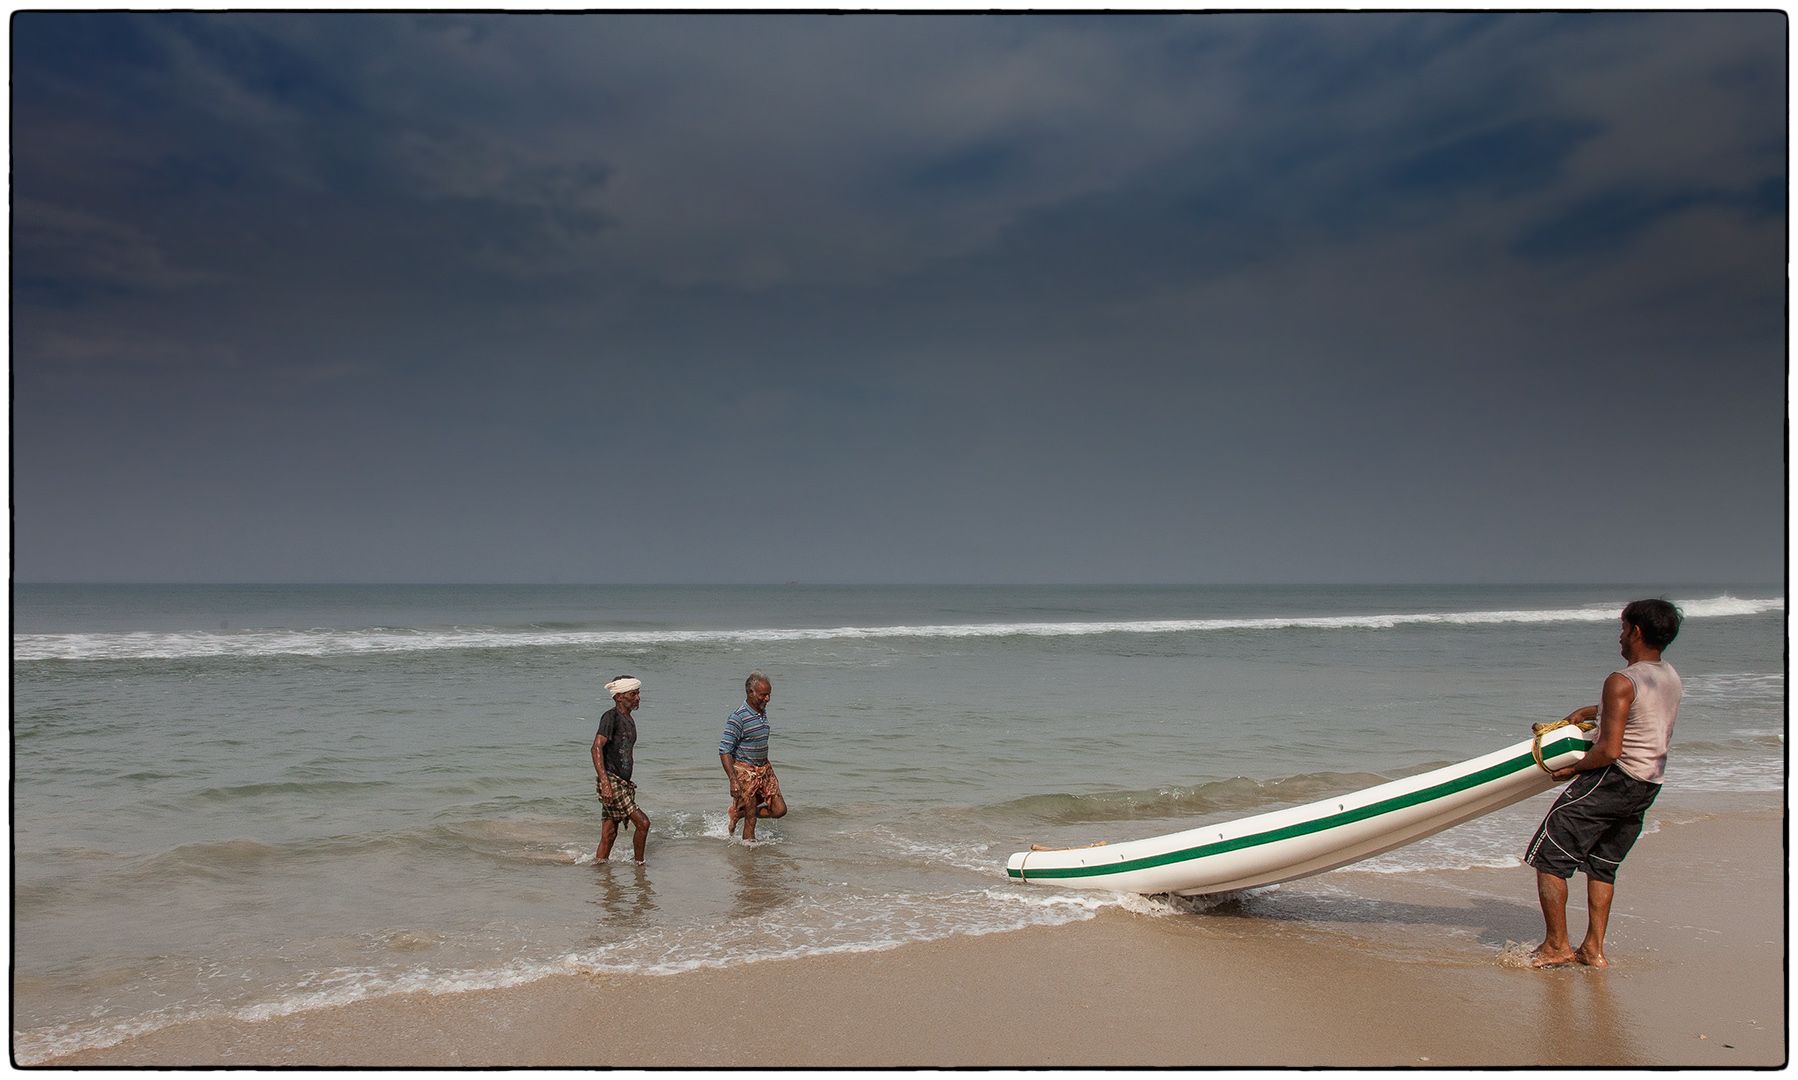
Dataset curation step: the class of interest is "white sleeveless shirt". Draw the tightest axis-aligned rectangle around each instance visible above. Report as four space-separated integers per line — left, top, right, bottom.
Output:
1606 659 1682 784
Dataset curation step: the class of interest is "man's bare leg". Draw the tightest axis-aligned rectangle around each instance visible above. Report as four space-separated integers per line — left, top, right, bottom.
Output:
727 801 741 835
628 809 650 863
1530 870 1578 967
739 792 762 841
738 791 786 841
597 818 619 862
1576 878 1614 967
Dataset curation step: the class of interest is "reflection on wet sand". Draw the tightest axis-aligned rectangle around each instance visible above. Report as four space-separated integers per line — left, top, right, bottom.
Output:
590 860 658 926
727 843 796 921
1531 961 1636 1065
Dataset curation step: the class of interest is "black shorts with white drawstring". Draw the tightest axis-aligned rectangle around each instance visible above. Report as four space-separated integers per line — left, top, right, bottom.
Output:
1524 766 1661 884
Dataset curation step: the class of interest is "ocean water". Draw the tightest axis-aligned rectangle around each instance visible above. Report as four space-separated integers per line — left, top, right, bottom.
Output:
11 584 1784 1061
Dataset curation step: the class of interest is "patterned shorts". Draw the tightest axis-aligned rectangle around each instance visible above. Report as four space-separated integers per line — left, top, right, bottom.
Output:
731 761 781 807
596 773 639 823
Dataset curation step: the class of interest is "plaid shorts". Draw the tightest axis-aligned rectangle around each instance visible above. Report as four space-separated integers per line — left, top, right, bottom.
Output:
596 773 639 823
1525 766 1661 884
731 761 781 807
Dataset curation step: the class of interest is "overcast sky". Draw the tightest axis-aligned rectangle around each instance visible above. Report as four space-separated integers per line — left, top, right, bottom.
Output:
11 12 1787 584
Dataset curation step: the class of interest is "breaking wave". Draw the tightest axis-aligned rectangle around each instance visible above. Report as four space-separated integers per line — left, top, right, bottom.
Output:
13 594 1782 662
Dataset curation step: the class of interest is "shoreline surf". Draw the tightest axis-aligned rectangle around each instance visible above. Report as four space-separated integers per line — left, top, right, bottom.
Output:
29 791 1784 1067
15 584 1784 1065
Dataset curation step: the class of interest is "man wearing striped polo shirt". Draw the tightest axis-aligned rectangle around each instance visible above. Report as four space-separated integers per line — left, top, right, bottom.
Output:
720 671 787 841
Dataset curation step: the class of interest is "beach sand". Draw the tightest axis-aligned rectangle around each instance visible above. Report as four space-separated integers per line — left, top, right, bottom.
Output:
35 793 1785 1068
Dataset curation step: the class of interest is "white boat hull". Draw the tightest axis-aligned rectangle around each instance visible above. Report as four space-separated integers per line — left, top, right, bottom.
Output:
1006 727 1593 895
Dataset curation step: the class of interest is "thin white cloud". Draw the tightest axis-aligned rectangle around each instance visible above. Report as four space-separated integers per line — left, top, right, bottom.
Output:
15 199 221 292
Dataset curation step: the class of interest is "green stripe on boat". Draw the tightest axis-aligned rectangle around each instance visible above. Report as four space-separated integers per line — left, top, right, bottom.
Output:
1008 735 1587 880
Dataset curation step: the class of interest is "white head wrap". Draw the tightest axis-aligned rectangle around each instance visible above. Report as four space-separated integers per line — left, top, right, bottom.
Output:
605 677 642 697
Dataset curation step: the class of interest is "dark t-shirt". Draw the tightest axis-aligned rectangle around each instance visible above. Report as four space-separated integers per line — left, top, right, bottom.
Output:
595 707 636 780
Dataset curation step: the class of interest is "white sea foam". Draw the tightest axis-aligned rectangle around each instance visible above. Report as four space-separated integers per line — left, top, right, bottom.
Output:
13 594 1783 661
1665 756 1784 793
865 828 1010 876
1101 889 1252 916
560 887 1105 978
1353 813 1535 874
1682 672 1786 705
698 810 734 840
14 1008 198 1067
11 959 572 1064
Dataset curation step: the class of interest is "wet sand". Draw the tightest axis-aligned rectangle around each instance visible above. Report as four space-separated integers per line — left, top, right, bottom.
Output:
35 794 1785 1068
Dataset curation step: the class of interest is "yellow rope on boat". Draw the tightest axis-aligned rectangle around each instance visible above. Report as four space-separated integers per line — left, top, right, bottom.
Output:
1530 717 1598 774
1018 840 1109 882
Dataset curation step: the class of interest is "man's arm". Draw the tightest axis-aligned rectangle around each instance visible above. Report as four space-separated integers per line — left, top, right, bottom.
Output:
1560 704 1600 726
719 715 741 795
592 732 612 799
1550 673 1633 780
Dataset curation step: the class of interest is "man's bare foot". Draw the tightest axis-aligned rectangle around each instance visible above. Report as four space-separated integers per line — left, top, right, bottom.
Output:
1575 946 1609 968
1529 944 1577 968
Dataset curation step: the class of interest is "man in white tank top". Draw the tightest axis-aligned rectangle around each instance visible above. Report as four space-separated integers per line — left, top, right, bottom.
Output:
1524 599 1683 969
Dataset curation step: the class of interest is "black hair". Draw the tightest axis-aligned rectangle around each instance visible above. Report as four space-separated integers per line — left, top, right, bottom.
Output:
1622 599 1682 650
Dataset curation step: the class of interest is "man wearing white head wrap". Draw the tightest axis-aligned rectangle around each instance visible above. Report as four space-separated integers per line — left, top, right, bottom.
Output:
592 675 650 862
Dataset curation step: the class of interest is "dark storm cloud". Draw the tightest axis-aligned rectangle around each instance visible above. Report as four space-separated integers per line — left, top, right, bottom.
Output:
10 12 1786 583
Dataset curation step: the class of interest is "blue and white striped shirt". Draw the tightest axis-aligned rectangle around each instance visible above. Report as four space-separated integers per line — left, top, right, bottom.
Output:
719 703 771 765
